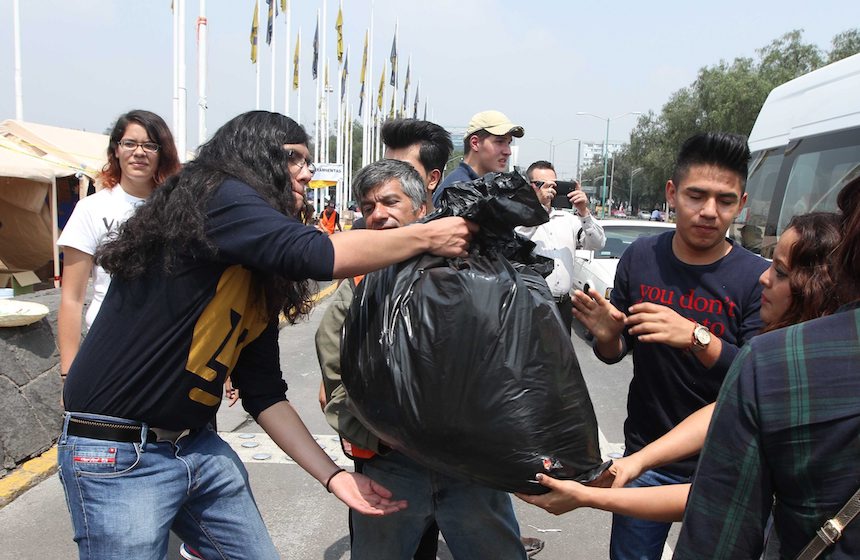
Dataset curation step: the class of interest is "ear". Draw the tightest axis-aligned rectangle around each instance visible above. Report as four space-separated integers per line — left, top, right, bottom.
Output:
416 203 427 220
427 169 442 191
736 192 748 217
469 134 481 153
665 180 677 208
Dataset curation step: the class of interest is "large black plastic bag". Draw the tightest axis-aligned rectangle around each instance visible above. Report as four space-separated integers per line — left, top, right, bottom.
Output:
340 173 608 495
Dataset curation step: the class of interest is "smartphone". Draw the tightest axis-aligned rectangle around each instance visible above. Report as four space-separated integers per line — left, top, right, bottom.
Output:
551 181 578 209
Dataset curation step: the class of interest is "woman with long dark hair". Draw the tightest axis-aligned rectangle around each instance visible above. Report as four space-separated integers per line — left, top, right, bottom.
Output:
57 109 181 378
58 111 474 559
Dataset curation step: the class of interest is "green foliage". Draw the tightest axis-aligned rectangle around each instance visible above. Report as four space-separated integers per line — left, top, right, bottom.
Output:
829 29 860 63
621 28 858 212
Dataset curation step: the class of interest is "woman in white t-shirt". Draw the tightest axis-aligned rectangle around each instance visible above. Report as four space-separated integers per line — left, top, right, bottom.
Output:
57 110 181 377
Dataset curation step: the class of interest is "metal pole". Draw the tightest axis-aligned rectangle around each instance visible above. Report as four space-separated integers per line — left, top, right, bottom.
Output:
12 0 24 120
284 0 291 117
177 0 187 160
601 118 610 218
576 139 582 182
197 0 207 147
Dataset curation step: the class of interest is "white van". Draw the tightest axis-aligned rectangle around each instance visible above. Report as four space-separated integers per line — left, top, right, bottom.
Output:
734 53 860 257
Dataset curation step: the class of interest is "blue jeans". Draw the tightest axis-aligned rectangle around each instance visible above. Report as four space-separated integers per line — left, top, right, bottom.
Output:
350 451 526 560
58 412 278 560
609 467 690 560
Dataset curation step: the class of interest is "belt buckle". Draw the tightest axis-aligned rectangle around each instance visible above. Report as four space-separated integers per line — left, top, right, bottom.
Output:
818 518 843 545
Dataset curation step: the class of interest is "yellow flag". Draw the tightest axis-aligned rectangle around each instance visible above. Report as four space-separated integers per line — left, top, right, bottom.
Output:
250 1 259 64
280 0 286 11
358 31 368 116
335 6 344 63
377 63 386 112
292 34 300 90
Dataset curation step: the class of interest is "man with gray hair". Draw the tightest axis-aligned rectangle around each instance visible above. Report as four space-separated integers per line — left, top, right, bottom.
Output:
316 159 528 559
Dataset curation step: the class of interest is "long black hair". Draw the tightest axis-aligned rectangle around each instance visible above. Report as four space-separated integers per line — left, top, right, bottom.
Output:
97 111 314 323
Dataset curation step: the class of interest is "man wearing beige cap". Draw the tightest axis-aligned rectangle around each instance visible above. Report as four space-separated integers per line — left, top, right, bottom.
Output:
433 110 524 206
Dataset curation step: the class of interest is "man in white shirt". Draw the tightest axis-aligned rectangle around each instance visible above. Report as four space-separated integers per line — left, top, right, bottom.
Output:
516 160 605 333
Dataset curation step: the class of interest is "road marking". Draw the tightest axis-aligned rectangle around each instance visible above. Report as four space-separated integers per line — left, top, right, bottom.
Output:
221 432 354 467
598 427 625 460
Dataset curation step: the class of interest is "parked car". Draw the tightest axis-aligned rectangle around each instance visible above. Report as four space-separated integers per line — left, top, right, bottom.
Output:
572 219 676 300
637 210 651 220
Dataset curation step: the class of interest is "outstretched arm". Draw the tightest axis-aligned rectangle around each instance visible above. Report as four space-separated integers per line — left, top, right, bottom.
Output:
610 403 715 488
516 474 688 522
329 217 476 278
257 401 407 516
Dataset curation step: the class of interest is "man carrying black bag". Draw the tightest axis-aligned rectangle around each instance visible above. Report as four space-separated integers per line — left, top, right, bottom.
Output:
316 159 529 560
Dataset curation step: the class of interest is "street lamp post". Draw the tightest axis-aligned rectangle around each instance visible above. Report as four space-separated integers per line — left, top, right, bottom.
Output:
629 167 644 213
576 111 641 218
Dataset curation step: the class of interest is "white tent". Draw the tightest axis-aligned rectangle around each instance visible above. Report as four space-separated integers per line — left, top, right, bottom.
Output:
0 120 108 287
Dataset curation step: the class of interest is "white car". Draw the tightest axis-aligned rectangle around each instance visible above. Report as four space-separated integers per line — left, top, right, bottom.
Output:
572 219 676 300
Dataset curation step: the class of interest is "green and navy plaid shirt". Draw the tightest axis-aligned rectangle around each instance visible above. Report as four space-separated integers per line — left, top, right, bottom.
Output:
675 304 860 559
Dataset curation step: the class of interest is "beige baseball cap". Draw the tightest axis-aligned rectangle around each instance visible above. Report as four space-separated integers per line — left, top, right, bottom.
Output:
464 110 524 138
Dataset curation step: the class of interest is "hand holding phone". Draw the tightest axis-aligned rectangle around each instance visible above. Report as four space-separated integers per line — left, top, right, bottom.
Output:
551 181 578 209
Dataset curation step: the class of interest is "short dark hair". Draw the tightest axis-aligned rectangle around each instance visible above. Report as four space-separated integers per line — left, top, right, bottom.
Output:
463 129 491 154
382 119 453 175
671 132 750 192
101 110 181 188
526 160 555 180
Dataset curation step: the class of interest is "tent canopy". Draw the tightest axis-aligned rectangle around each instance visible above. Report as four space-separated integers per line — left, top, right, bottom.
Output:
0 120 108 276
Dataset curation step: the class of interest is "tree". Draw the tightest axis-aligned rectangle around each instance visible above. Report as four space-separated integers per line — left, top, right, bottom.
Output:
828 28 860 63
624 28 850 210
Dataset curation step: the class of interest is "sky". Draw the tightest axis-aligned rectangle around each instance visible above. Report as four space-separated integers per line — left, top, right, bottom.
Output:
1 0 856 179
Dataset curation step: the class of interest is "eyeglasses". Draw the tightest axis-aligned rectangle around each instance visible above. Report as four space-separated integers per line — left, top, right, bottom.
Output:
531 181 545 189
286 150 316 174
117 139 160 153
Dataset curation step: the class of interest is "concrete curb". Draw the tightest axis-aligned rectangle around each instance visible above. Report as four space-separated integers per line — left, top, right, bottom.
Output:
0 283 339 509
0 447 57 508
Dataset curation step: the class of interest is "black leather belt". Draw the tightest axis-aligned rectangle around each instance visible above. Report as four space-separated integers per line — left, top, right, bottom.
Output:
67 417 156 444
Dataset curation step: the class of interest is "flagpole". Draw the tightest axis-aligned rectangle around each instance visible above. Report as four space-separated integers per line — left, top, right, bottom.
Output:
296 28 302 127
270 3 276 111
321 0 328 164
172 0 179 135
177 0 187 160
197 0 207 147
12 0 23 120
363 1 374 167
313 10 320 163
284 0 291 117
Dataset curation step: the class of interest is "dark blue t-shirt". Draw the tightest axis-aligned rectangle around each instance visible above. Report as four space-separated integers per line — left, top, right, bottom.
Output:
433 161 478 206
64 179 335 430
608 231 768 477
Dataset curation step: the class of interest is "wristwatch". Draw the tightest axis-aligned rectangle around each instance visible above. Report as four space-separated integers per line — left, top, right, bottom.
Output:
690 323 712 352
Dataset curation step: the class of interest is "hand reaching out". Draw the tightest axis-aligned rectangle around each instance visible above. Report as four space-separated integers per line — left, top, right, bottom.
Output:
327 470 409 516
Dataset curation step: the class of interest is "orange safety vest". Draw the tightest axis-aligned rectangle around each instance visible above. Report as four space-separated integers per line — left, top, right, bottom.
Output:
341 274 376 460
320 209 338 234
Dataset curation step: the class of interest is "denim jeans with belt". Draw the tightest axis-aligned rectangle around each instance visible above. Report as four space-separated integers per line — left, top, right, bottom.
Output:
350 451 527 560
58 411 279 560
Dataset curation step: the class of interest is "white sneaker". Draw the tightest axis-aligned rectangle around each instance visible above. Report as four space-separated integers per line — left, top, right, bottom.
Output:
179 543 205 560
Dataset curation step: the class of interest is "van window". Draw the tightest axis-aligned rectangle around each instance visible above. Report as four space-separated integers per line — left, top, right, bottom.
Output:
776 142 860 235
732 149 783 255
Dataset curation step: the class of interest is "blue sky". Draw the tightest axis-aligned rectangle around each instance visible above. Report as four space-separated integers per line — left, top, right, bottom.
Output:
1 0 855 177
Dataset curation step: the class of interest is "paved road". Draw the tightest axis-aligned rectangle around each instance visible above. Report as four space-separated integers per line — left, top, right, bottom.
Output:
0 293 679 559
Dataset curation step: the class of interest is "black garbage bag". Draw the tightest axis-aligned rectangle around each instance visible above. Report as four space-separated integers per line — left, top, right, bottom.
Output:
340 172 608 495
